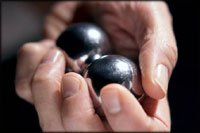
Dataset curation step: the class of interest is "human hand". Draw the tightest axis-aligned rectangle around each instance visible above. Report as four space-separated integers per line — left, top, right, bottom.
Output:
15 1 177 131
15 41 170 131
44 1 178 99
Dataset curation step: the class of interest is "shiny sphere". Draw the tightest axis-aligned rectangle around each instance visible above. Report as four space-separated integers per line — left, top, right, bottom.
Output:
56 22 109 62
84 55 142 96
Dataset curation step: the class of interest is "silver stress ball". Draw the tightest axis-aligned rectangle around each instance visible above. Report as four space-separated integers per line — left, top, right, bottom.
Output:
56 23 109 73
84 55 143 99
56 23 143 99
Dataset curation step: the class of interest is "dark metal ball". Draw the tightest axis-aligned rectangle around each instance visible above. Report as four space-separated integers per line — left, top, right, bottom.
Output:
84 55 143 97
56 22 109 60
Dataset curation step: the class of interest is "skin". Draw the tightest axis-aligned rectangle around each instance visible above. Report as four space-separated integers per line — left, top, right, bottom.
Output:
15 1 177 132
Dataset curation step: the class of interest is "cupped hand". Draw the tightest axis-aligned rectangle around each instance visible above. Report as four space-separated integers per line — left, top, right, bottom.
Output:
16 42 170 131
44 1 178 99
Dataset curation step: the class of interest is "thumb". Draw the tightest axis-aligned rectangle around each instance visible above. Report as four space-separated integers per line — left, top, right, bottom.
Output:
139 30 178 99
138 2 178 100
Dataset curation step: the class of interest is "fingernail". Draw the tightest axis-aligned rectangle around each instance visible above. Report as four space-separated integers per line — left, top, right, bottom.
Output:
155 64 169 94
62 75 80 98
42 49 63 63
101 90 121 114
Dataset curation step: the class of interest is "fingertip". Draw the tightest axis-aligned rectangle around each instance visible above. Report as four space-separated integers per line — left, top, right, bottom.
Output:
100 83 138 102
100 83 136 112
154 64 168 96
62 73 81 98
139 50 166 99
142 72 166 99
62 72 87 98
100 84 122 115
139 40 172 99
100 84 148 131
63 72 84 84
100 83 127 97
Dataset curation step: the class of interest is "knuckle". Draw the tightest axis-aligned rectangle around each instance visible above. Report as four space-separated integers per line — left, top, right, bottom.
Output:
15 78 26 91
18 43 40 57
15 87 27 101
15 79 31 101
15 83 24 98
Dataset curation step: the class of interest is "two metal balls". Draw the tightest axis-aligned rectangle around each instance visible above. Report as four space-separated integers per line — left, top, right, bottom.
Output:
56 22 143 98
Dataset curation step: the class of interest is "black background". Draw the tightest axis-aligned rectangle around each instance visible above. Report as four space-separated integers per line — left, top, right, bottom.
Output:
1 1 199 132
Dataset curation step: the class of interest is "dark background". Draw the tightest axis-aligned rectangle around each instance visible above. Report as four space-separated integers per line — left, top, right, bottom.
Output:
1 1 199 132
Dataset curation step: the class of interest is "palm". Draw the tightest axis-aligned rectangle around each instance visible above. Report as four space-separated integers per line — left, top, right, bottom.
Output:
71 2 151 61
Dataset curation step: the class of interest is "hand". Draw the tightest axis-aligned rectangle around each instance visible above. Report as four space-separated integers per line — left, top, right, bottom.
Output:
15 1 177 131
44 1 178 99
16 41 170 131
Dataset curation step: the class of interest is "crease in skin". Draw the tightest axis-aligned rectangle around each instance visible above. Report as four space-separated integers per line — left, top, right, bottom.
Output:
151 114 170 131
96 2 156 59
140 96 170 130
99 18 139 58
62 96 95 117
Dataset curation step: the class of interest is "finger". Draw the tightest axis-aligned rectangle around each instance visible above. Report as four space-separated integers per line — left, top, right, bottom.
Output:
31 49 65 131
44 14 66 40
61 72 106 131
100 84 170 131
139 2 178 99
15 40 55 103
44 1 79 40
51 1 79 23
